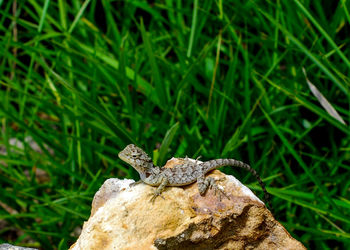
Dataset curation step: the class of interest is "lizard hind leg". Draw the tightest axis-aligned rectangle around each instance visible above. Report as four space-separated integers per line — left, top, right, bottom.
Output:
197 176 230 201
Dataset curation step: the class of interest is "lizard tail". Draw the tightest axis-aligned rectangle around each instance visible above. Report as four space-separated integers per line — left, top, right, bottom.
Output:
201 159 271 209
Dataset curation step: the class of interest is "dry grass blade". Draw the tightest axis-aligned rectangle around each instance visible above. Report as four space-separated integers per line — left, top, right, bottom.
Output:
302 68 346 125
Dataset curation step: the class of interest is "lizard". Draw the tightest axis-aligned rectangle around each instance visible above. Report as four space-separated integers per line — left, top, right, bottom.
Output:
118 144 270 207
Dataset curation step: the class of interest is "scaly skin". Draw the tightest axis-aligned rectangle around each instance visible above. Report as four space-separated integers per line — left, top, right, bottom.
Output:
118 144 270 205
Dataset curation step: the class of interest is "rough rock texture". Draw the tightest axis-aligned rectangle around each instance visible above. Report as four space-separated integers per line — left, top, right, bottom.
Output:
70 158 305 250
0 244 37 250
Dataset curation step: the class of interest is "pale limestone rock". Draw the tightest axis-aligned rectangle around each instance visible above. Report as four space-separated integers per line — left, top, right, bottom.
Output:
70 158 306 250
0 244 37 250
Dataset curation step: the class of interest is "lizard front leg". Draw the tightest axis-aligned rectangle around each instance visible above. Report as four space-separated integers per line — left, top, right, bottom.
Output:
197 175 229 201
150 177 169 203
129 179 143 187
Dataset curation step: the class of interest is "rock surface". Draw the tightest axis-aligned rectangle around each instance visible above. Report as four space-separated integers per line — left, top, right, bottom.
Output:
0 244 37 250
70 158 306 250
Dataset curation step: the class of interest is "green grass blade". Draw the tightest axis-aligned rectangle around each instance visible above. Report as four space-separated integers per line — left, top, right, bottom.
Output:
68 0 91 34
157 122 180 166
293 0 350 70
260 106 341 214
187 0 198 57
257 6 349 95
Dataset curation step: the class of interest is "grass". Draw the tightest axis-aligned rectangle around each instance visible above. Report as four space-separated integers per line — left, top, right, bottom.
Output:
0 0 349 249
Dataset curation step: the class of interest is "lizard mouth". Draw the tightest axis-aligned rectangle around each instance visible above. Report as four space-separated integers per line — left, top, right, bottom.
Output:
118 152 127 161
118 151 135 165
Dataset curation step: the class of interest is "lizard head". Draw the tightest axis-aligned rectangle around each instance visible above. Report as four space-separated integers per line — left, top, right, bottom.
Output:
118 144 153 173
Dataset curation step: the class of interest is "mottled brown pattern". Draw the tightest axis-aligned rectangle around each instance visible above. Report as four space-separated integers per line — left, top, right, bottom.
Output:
119 144 270 206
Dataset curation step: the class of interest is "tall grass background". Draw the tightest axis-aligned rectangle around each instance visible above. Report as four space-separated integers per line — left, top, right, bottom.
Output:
0 0 349 249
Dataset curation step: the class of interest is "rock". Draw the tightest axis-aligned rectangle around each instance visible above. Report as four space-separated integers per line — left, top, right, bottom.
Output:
0 243 37 250
70 158 306 250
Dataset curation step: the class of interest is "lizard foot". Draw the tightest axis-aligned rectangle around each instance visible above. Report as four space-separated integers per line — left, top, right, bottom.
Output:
207 177 230 201
183 155 202 164
149 191 165 203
